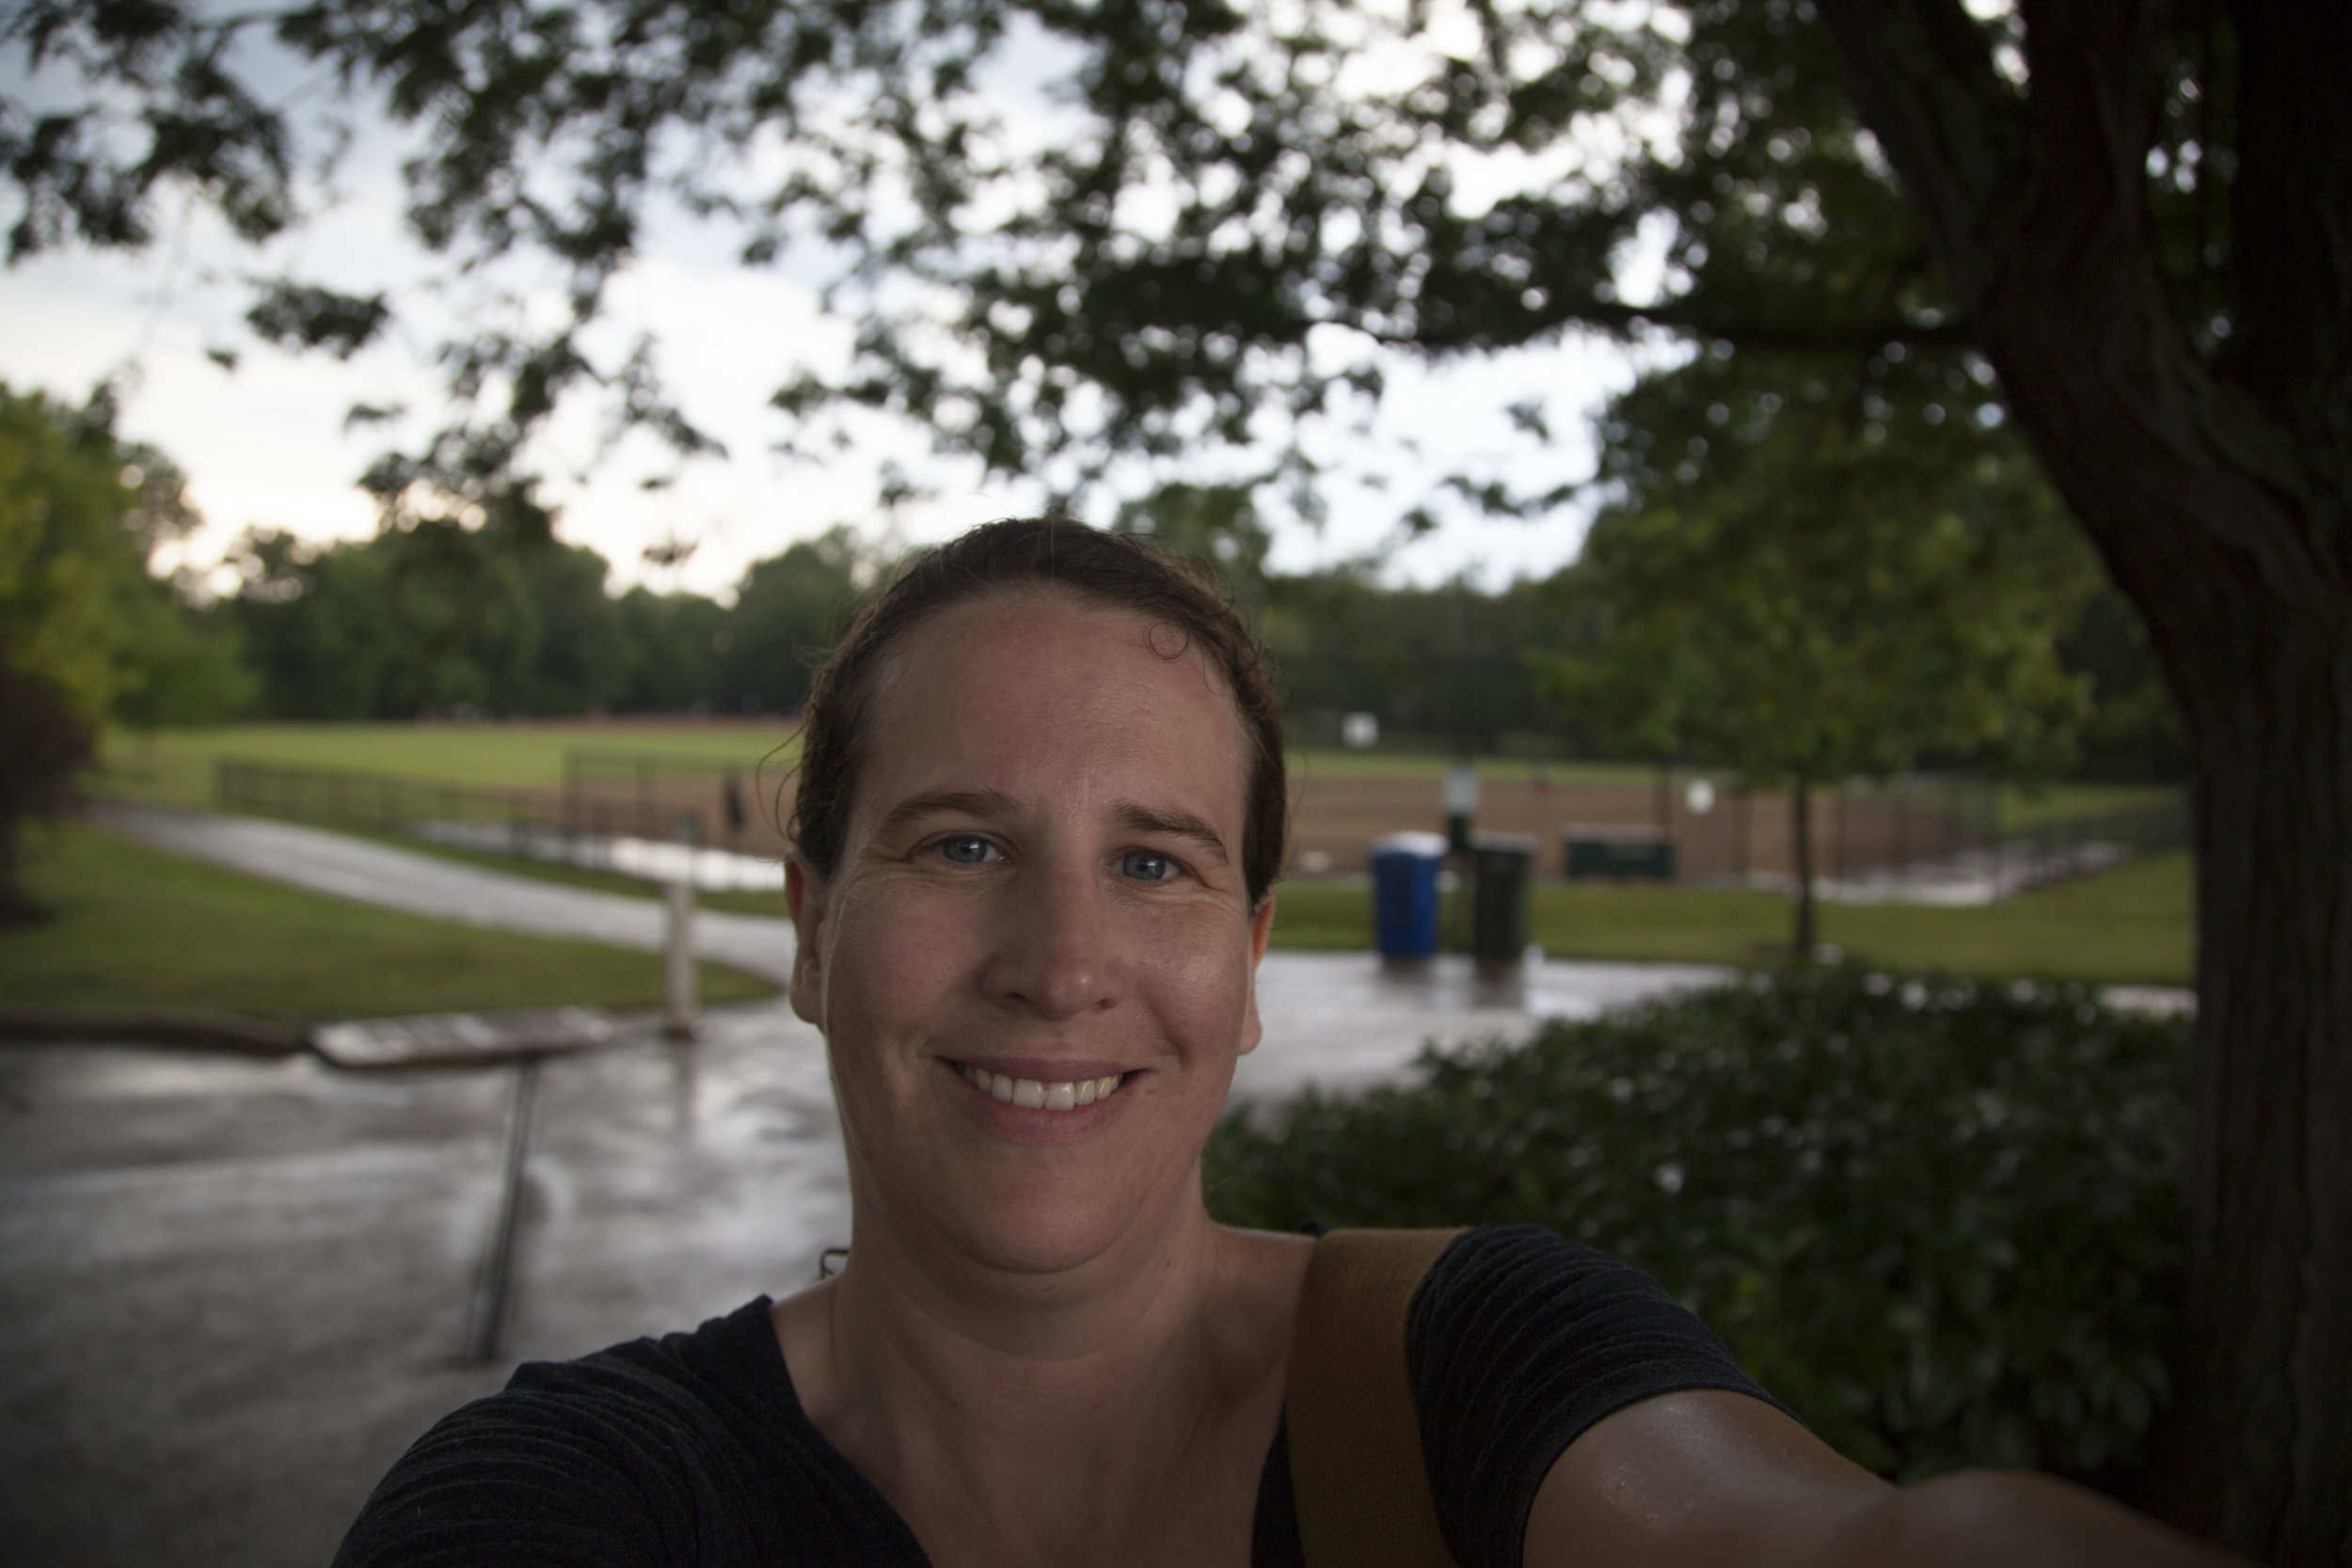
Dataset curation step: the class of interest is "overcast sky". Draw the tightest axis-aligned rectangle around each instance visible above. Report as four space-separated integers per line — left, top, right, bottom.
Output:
0 43 1652 603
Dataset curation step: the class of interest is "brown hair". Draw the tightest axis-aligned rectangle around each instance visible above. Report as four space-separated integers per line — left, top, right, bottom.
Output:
788 516 1288 903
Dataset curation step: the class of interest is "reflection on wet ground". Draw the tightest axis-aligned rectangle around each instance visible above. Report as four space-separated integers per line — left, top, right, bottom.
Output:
0 949 1730 1567
0 1003 842 1568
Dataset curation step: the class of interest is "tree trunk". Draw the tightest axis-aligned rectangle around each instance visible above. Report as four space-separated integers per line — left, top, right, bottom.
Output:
1791 777 1817 958
1814 1 2352 1556
2154 602 2352 1561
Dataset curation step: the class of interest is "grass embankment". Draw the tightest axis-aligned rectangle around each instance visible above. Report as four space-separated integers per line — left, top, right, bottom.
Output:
0 825 778 1020
1271 850 2193 987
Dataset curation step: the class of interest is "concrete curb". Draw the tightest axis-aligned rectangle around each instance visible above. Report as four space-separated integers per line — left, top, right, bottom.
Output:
0 1006 310 1056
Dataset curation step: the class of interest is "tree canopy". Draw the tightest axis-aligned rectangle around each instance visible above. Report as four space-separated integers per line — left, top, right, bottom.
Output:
1547 345 2099 945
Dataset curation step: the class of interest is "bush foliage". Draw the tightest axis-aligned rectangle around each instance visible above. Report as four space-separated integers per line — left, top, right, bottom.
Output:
1206 966 2186 1481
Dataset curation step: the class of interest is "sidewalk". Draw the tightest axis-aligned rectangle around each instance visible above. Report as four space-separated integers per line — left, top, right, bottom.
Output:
89 800 1733 1085
93 800 796 984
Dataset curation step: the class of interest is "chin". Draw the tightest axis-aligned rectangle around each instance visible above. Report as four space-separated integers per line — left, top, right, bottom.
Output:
914 1156 1191 1278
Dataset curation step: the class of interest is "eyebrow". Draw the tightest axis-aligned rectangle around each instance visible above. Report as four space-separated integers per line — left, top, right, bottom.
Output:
1109 801 1233 865
870 790 1233 866
873 789 1022 840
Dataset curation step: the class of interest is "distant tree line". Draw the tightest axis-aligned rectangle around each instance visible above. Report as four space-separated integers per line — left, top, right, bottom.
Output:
229 513 867 722
66 432 2191 784
1120 482 2182 783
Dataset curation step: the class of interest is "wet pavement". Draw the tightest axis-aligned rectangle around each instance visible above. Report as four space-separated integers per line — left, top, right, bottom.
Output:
0 810 1779 1563
1 1005 846 1568
0 960 1724 1567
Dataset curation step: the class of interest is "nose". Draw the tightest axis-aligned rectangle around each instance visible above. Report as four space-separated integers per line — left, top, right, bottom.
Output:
978 854 1120 1022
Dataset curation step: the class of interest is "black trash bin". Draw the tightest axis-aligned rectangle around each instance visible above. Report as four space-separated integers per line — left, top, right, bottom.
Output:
1470 831 1538 971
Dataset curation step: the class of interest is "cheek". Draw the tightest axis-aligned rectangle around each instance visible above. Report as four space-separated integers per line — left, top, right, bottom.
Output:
1133 914 1258 1053
814 890 976 1081
824 883 971 1001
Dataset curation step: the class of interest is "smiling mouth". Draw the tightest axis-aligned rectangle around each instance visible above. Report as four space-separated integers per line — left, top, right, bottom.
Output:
953 1062 1129 1112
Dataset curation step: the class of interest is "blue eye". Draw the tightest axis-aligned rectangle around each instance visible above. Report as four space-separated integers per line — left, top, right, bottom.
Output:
1118 850 1177 882
936 835 998 864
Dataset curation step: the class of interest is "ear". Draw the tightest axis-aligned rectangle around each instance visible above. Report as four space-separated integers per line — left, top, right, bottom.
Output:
1236 889 1278 1057
787 853 830 1027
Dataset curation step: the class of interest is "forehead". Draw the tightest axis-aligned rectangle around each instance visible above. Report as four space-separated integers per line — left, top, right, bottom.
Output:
852 588 1254 818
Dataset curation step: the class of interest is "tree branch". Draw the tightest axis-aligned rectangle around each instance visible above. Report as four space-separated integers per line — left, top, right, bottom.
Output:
1809 0 2024 309
1400 296 1977 356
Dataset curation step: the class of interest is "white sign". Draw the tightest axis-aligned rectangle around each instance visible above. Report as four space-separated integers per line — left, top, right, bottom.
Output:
1443 764 1481 816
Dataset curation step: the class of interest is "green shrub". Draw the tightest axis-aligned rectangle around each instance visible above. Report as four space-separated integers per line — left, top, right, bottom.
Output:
1206 966 2186 1481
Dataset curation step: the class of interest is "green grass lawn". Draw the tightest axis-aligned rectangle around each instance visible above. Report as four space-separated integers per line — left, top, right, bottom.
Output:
0 824 779 1020
80 722 2186 985
95 721 803 810
1270 850 2193 986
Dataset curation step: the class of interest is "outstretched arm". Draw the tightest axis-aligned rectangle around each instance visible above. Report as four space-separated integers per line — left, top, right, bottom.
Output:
1525 1390 2240 1568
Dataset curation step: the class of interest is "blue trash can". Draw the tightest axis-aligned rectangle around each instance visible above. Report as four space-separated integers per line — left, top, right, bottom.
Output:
1367 832 1449 959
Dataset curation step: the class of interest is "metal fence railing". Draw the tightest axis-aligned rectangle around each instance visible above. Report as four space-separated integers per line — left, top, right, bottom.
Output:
560 748 788 853
215 752 2188 899
1986 797 2190 888
215 758 554 845
213 751 789 859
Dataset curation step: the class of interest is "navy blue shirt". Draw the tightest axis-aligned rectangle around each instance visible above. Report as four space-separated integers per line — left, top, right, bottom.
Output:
337 1226 1777 1568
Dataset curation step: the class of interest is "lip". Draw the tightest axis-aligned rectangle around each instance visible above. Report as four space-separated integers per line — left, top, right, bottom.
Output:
938 1055 1139 1143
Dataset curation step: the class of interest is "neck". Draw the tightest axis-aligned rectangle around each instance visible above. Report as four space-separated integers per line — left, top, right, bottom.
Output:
778 1177 1299 1567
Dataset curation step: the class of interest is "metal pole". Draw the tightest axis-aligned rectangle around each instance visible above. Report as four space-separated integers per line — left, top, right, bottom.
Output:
1734 788 1750 881
466 1053 543 1364
664 881 699 1040
665 809 699 1040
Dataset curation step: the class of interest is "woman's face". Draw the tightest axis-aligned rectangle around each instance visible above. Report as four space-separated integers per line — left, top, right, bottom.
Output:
788 589 1275 1275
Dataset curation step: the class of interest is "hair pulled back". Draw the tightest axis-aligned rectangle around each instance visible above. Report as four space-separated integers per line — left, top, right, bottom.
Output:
788 516 1288 904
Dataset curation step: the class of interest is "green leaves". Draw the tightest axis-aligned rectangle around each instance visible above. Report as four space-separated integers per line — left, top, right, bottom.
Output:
1206 965 2188 1481
1542 345 2099 791
0 0 2253 539
244 279 392 359
0 385 248 915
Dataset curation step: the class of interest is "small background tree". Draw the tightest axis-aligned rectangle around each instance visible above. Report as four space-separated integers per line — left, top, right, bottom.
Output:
1544 353 2095 953
0 385 245 921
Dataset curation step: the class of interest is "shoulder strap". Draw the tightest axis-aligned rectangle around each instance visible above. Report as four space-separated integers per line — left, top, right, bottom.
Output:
1286 1227 1469 1568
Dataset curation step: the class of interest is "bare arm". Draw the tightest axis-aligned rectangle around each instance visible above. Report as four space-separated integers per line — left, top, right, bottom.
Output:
1524 1390 2244 1568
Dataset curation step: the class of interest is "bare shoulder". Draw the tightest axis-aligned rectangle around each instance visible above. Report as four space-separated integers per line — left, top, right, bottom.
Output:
1527 1388 2246 1568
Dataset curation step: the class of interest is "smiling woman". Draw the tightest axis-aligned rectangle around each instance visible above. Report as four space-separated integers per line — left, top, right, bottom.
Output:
333 520 2236 1568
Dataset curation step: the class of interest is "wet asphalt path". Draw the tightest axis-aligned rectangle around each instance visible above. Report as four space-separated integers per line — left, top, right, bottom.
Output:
92 800 797 984
5 806 1740 1566
0 1006 845 1568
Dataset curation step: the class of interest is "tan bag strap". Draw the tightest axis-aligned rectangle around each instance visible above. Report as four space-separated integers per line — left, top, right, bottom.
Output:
1286 1227 1469 1568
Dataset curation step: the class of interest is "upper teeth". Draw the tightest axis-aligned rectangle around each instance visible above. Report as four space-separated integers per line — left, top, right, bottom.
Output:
957 1064 1124 1111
